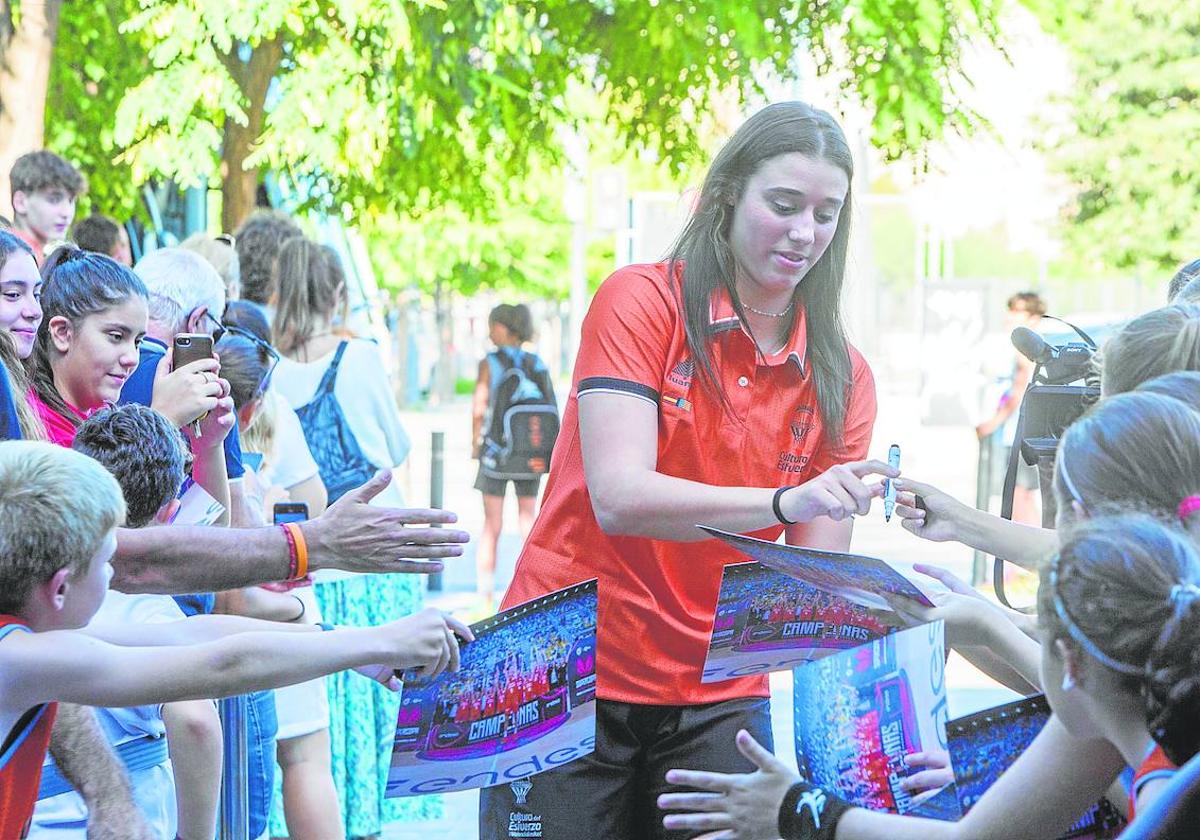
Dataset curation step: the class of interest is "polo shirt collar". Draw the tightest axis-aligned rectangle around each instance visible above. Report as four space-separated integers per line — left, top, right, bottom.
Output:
707 287 808 373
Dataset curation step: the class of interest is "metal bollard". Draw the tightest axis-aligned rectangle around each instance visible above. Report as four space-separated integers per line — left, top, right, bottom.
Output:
972 433 994 585
428 430 445 592
217 695 250 839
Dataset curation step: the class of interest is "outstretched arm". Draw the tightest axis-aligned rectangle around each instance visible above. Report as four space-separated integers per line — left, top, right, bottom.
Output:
112 470 470 594
579 392 896 542
9 608 472 710
891 478 1055 569
660 717 1124 840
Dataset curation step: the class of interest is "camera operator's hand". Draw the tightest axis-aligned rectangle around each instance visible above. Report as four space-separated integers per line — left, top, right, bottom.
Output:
891 478 972 542
777 460 898 523
302 469 470 575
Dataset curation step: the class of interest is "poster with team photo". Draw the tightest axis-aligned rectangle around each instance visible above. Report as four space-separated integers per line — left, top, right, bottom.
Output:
792 621 949 815
386 580 598 797
699 526 941 610
702 562 894 682
947 695 1125 837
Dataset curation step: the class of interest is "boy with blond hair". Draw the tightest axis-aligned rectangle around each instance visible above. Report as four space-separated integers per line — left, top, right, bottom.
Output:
0 441 471 837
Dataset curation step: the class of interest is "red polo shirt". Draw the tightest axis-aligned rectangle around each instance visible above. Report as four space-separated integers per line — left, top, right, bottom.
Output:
501 262 877 705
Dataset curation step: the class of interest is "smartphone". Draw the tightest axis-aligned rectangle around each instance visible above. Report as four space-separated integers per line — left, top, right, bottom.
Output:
273 502 310 525
173 333 214 370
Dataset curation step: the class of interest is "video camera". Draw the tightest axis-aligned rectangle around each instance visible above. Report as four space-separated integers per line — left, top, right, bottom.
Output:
994 321 1100 608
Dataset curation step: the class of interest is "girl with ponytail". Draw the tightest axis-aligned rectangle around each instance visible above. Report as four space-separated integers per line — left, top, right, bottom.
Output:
28 245 149 446
1039 514 1200 818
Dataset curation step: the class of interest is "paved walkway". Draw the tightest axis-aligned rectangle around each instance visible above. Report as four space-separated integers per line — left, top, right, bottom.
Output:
381 382 1021 838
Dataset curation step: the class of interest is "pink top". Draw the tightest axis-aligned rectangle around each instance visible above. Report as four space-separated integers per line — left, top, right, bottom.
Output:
26 390 86 447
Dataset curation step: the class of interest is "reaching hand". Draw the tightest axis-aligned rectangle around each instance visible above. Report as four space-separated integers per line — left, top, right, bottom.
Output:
891 477 972 543
302 469 471 575
387 607 476 681
899 749 954 795
181 393 236 451
885 565 1001 648
658 729 800 840
779 459 900 524
151 351 226 428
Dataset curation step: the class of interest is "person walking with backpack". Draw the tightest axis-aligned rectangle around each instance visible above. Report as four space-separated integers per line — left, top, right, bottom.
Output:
471 304 559 607
270 238 437 836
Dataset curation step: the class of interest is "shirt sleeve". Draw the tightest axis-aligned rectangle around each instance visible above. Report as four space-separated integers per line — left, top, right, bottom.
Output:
575 264 677 407
810 346 878 473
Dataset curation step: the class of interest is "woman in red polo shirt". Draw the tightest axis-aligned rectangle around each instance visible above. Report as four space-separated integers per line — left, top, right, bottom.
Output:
480 102 894 838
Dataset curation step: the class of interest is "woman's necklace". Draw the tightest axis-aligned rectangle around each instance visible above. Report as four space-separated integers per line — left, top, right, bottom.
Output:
743 299 795 318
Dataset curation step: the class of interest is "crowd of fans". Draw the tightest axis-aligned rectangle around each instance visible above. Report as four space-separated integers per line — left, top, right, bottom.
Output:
0 149 473 840
4 133 1200 840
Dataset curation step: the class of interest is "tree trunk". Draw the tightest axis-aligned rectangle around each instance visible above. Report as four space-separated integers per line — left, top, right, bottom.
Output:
218 34 283 233
0 0 63 218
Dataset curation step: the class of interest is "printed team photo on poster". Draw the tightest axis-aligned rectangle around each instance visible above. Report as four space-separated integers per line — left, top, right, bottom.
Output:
792 621 950 815
699 526 943 610
702 562 894 683
387 580 598 797
947 694 1126 838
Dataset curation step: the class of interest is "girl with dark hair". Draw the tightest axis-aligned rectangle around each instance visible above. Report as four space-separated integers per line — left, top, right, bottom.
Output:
28 245 151 445
471 302 553 606
29 246 234 521
481 102 895 834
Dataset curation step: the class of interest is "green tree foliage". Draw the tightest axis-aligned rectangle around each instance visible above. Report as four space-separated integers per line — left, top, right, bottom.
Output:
64 0 1002 223
1042 0 1200 273
44 0 149 219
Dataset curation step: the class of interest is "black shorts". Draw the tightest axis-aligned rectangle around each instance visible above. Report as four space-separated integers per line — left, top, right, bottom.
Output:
478 696 772 840
474 466 542 499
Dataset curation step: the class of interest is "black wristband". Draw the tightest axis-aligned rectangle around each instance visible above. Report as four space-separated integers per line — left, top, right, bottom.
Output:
773 486 797 526
778 781 852 840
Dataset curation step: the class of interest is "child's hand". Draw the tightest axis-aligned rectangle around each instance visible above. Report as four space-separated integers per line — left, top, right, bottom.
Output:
182 392 236 451
892 478 971 543
353 663 402 692
884 566 1001 649
898 749 954 795
659 729 800 838
388 608 476 680
152 350 226 427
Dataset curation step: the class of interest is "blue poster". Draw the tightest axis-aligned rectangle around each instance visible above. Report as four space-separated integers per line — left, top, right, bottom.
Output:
947 695 1125 837
702 561 894 682
792 622 949 815
387 580 598 797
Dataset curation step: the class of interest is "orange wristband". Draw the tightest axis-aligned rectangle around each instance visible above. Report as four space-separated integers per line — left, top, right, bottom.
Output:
282 522 308 580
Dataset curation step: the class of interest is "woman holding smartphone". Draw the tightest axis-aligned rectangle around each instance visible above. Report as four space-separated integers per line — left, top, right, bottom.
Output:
480 102 894 837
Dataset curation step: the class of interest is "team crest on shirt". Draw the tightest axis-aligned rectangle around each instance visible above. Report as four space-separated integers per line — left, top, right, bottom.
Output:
791 405 816 444
667 358 695 389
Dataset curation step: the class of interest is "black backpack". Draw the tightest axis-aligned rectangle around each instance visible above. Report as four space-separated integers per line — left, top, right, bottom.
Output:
480 348 560 480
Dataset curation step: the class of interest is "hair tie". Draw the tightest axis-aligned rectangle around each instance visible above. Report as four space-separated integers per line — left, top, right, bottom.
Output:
1169 582 1200 608
1177 496 1200 520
